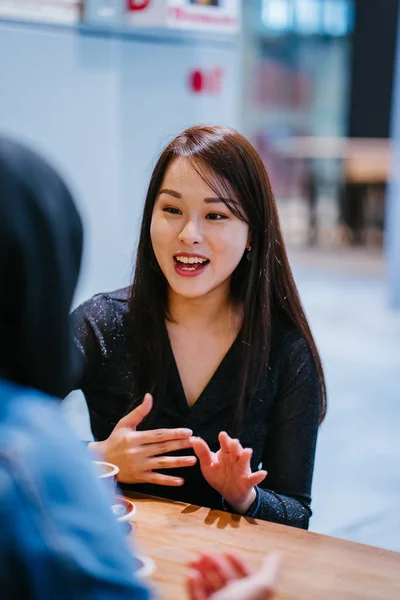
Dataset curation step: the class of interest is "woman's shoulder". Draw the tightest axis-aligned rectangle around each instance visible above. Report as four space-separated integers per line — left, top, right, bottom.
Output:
269 310 321 418
271 309 303 345
270 309 313 367
70 286 131 336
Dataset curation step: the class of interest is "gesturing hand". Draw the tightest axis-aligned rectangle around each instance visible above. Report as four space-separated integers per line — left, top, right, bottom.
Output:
191 432 267 513
187 552 281 600
89 393 196 486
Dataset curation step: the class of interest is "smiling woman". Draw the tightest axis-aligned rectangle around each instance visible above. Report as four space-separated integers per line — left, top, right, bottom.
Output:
68 125 326 529
151 158 249 297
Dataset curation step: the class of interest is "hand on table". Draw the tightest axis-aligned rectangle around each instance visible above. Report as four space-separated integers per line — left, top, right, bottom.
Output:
187 552 280 600
191 432 267 513
89 393 196 486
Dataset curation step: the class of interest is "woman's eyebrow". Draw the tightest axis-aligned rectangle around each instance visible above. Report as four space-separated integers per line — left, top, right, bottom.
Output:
158 188 181 198
159 190 233 206
204 197 225 204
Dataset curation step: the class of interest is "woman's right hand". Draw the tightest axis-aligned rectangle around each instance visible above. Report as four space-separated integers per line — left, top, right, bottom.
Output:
89 393 196 486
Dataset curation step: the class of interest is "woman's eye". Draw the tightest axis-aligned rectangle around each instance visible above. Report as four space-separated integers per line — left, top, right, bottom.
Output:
206 213 228 221
163 207 182 215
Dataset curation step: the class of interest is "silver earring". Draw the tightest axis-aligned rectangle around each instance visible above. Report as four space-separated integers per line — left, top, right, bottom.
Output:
246 246 252 261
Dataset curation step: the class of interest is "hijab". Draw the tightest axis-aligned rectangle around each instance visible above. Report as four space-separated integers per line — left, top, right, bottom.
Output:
0 137 83 398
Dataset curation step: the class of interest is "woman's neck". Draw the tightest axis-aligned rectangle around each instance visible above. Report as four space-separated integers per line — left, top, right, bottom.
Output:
167 285 240 333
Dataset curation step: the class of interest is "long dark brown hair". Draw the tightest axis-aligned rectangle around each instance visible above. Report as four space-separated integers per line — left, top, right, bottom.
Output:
129 126 326 425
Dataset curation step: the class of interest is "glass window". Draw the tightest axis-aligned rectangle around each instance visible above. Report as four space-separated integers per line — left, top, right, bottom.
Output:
262 0 293 31
294 0 322 34
323 0 353 36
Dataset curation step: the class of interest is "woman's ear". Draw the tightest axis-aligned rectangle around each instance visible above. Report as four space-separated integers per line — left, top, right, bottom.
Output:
246 232 251 251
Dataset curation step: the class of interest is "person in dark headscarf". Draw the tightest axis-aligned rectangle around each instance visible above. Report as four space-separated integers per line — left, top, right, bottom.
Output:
0 136 150 599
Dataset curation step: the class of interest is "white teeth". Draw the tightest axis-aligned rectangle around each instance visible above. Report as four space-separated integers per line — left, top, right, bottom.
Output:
175 256 207 264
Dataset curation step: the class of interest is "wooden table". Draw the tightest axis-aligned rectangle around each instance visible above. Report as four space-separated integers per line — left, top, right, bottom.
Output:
124 492 400 600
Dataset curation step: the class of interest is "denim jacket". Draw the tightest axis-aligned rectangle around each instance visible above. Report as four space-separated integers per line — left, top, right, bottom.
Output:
0 378 150 600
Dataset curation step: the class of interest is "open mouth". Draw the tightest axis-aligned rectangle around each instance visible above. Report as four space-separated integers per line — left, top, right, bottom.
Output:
173 255 210 276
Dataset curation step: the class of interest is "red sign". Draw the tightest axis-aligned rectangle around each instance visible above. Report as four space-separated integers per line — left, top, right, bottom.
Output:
126 0 240 33
128 0 150 10
189 68 224 94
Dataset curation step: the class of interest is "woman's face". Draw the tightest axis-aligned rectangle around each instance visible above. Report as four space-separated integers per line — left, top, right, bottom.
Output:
150 158 249 301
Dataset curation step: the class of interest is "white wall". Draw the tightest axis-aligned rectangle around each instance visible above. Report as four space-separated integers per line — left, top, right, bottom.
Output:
0 22 240 307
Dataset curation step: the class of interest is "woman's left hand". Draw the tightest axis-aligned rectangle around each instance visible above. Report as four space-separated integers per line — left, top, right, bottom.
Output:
191 432 267 514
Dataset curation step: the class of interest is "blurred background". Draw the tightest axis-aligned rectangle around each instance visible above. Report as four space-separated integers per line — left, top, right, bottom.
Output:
1 0 399 550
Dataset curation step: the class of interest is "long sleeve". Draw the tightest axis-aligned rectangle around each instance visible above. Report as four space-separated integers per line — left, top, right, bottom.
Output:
247 332 321 529
67 291 135 441
0 466 151 600
0 390 151 600
68 300 104 393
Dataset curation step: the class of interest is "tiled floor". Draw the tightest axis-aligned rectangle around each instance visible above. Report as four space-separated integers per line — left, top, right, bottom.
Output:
63 254 400 551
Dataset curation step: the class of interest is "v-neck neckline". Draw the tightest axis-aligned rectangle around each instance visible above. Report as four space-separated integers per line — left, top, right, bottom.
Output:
166 332 240 415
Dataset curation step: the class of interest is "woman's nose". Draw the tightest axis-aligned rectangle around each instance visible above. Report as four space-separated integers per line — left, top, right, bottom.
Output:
178 218 203 245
